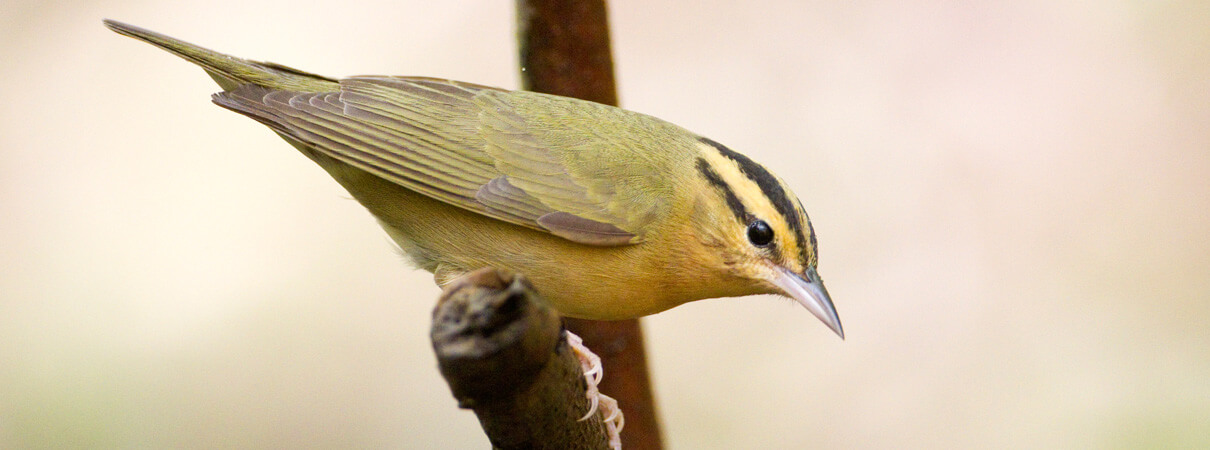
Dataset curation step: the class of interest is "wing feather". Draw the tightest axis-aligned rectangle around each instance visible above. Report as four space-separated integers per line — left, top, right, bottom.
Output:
212 77 689 245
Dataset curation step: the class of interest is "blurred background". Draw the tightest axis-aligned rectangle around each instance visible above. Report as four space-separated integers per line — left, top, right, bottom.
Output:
2 1 1208 448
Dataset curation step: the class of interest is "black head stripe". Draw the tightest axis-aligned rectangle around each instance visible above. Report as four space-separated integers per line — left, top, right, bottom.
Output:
806 219 818 264
700 137 810 267
797 198 818 264
696 157 747 222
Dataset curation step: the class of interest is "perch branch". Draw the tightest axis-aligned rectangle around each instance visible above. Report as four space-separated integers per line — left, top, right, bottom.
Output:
432 268 612 449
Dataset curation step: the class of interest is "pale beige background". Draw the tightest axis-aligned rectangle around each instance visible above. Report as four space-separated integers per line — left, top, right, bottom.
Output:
3 1 1208 448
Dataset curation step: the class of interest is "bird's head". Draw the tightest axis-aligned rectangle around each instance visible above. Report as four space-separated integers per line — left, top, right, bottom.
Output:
689 138 843 339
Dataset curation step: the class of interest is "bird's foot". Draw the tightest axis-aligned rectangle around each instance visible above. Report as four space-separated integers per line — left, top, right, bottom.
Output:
566 330 624 449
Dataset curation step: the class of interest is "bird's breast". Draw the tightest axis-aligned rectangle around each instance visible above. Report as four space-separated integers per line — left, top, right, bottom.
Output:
325 161 706 319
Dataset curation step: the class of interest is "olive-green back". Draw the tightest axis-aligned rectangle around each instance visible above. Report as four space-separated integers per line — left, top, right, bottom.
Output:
106 20 699 246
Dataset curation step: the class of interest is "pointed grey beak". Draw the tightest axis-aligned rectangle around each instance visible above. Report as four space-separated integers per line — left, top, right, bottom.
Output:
772 266 844 339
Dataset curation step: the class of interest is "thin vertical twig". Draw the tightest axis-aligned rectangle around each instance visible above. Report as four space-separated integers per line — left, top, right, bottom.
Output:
515 2 664 449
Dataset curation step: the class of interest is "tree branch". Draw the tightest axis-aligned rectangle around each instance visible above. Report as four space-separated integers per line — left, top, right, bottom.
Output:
431 268 612 449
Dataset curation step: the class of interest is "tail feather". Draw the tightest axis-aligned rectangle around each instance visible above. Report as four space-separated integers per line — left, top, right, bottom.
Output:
103 20 338 93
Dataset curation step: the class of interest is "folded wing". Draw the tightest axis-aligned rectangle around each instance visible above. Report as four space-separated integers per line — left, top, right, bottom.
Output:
213 77 677 246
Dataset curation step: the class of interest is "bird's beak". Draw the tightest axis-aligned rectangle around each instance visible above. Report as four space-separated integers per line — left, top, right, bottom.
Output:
772 266 844 339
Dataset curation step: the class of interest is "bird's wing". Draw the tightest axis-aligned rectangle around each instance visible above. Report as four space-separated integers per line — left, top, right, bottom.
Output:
213 76 682 246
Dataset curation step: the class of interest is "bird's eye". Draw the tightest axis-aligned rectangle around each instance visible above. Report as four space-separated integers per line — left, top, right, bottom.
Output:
747 220 774 247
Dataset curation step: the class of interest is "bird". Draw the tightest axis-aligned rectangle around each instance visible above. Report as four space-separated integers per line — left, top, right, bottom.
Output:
104 20 843 436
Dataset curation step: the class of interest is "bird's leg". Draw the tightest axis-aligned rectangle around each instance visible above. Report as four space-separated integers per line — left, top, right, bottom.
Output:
566 330 624 449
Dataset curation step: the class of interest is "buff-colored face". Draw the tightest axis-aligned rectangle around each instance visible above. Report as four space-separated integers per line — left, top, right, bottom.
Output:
692 138 841 338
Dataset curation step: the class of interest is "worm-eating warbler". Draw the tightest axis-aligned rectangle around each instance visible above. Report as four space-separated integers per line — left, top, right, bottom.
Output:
105 20 843 338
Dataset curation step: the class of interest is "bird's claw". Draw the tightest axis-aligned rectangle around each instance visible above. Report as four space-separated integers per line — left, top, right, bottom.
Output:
566 330 624 449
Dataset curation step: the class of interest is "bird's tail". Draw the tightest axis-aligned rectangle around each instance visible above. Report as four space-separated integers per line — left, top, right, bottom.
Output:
103 20 338 93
